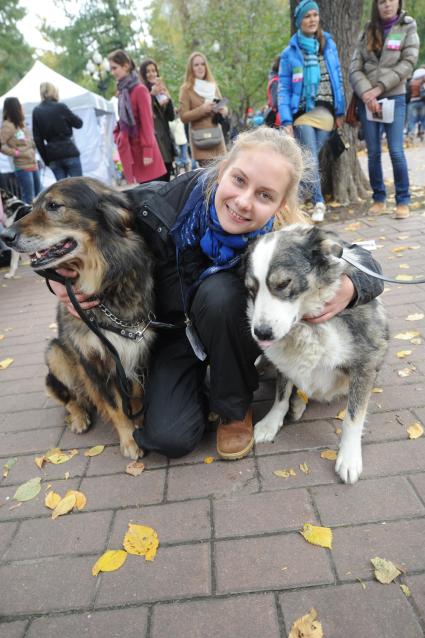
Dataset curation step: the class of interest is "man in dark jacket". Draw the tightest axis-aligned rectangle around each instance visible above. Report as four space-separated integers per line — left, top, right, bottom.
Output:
32 82 83 181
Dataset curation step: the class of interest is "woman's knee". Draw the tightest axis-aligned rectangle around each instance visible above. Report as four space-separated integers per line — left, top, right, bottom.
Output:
193 273 246 323
137 418 204 458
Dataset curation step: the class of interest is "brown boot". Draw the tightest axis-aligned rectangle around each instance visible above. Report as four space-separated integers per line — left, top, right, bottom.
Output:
368 201 386 215
216 408 254 460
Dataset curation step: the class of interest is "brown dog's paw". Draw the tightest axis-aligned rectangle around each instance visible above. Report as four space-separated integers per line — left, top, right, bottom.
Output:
120 438 141 460
68 413 91 434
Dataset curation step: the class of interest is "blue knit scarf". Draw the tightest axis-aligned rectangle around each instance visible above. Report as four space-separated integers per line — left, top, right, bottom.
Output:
297 31 321 112
172 172 274 277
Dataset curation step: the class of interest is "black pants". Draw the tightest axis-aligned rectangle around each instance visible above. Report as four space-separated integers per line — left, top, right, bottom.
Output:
134 271 260 458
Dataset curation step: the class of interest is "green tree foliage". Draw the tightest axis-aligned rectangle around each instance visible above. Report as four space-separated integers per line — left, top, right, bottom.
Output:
144 0 290 118
40 0 142 95
0 0 34 94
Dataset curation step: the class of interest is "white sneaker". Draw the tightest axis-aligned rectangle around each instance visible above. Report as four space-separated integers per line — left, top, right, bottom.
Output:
311 202 326 223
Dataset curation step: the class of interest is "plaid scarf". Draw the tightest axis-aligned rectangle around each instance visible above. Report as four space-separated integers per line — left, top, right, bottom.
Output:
297 31 321 112
117 71 139 137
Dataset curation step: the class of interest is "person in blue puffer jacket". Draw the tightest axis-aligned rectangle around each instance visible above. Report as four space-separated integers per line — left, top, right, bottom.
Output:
278 0 345 222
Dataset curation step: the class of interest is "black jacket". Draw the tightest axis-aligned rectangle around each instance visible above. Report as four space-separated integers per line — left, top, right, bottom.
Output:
32 100 83 165
125 172 385 321
151 97 175 164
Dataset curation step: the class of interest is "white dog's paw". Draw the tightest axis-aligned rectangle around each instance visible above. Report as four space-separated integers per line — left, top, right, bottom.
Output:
335 445 363 484
291 396 307 422
4 272 15 279
254 416 282 444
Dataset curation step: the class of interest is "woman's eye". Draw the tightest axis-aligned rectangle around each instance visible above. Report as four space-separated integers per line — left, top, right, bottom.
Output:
259 191 272 201
232 175 244 185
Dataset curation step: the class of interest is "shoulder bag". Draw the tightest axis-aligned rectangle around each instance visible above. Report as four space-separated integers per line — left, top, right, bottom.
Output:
191 125 223 150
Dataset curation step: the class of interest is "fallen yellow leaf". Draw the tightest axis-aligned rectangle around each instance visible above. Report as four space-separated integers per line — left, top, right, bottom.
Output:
345 222 362 231
301 523 333 549
84 445 105 457
372 387 383 393
51 493 76 519
34 456 45 470
126 460 145 476
407 422 424 439
64 471 70 480
398 367 415 378
92 549 127 576
394 331 421 340
296 389 309 403
203 456 215 464
123 523 159 561
411 337 422 345
400 584 411 597
65 489 87 510
0 357 14 370
396 274 414 282
288 608 323 638
299 463 310 475
391 245 410 253
399 263 410 269
0 334 4 341
273 468 296 478
2 457 17 479
335 409 346 420
396 350 412 359
320 449 337 461
406 313 424 321
371 556 401 584
45 491 62 510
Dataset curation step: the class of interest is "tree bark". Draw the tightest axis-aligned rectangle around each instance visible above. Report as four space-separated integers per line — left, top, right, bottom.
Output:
289 0 370 204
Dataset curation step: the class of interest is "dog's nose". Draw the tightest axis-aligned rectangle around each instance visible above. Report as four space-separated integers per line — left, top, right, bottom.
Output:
0 227 17 247
254 324 274 341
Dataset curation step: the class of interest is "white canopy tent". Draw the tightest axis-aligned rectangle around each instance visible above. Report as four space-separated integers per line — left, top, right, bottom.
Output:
0 61 116 186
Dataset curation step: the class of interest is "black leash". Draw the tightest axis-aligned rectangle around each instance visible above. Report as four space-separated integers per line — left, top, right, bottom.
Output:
38 268 178 421
341 249 425 285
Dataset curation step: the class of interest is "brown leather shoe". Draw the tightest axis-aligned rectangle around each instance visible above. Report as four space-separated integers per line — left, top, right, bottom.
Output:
368 201 386 215
395 204 410 219
216 408 254 460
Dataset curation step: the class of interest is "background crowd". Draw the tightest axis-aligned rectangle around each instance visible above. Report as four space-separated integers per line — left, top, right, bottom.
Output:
0 0 423 223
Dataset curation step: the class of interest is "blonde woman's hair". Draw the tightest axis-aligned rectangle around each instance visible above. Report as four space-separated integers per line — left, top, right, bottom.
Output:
183 51 216 89
40 82 59 102
204 126 311 225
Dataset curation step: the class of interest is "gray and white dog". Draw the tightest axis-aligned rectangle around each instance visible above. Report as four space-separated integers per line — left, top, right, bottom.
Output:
245 224 389 484
0 190 32 278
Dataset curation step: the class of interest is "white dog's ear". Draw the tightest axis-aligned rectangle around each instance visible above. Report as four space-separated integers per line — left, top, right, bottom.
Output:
320 236 344 259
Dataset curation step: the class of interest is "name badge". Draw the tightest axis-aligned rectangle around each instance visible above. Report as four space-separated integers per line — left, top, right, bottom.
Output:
387 33 402 50
292 67 303 83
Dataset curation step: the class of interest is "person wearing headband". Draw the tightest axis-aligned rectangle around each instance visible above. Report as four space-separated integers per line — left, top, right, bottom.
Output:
278 0 345 223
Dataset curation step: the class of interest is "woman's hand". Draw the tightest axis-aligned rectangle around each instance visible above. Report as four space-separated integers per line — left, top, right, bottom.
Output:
48 268 99 319
362 86 382 105
335 116 345 129
303 275 355 324
203 101 214 115
367 98 382 114
283 124 294 137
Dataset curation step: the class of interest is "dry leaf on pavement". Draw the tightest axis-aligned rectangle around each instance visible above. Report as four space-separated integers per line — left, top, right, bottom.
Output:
407 422 424 439
398 366 416 378
126 461 145 476
92 549 127 576
394 331 421 340
45 491 62 510
51 493 77 519
65 489 87 510
273 468 296 478
84 445 105 457
320 449 337 461
13 477 42 502
400 584 411 597
371 557 401 584
396 350 412 359
288 608 323 638
123 523 159 561
0 357 14 369
296 389 309 403
372 387 383 393
2 457 17 479
299 463 310 474
301 523 333 549
335 409 346 420
406 313 424 321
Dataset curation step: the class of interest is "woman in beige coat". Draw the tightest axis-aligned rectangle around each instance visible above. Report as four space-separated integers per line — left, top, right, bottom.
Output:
179 52 228 166
349 0 419 219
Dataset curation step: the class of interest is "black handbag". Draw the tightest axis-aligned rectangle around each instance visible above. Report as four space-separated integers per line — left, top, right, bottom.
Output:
328 129 350 160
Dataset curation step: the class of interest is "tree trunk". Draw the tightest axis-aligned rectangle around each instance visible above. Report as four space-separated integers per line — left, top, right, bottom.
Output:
290 0 370 204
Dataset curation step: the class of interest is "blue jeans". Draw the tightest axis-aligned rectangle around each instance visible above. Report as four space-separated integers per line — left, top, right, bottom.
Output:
358 95 410 205
49 156 83 181
406 100 425 135
175 144 188 167
294 125 331 204
15 169 42 204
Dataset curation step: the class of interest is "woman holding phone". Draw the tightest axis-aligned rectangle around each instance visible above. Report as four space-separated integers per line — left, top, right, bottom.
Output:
179 51 228 167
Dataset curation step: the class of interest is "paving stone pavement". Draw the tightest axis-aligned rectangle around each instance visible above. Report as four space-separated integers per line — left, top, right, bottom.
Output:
1 207 425 638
